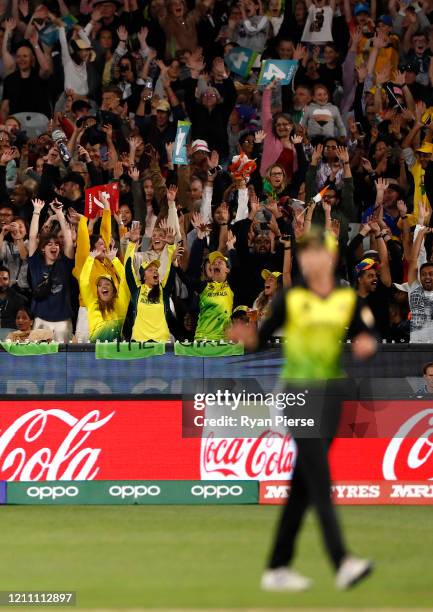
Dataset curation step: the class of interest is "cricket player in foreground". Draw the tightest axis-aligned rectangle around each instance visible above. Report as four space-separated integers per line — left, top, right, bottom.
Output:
229 228 377 592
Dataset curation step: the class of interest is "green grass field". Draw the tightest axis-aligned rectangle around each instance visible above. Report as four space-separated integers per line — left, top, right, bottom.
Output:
1 505 432 608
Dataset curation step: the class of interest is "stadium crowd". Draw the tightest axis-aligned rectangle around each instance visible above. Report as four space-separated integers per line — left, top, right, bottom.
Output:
1 0 433 344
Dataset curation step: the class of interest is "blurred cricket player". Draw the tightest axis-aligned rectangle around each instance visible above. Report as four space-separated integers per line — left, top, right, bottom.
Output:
229 227 377 592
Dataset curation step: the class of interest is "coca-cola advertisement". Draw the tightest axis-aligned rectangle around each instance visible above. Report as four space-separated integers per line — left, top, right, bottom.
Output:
0 400 432 492
200 433 296 480
0 400 199 482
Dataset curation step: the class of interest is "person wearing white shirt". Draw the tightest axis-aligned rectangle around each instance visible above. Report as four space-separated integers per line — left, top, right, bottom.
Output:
55 20 96 96
301 0 335 45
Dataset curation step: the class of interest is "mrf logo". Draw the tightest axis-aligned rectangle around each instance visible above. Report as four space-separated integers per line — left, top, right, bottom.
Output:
260 483 290 503
259 482 384 505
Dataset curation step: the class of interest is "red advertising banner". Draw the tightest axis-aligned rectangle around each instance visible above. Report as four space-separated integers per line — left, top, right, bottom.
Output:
259 481 433 505
84 182 119 219
0 400 199 482
0 400 432 496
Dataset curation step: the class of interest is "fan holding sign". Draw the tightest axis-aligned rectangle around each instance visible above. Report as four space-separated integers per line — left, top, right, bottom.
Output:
258 59 299 86
85 182 120 219
225 46 258 77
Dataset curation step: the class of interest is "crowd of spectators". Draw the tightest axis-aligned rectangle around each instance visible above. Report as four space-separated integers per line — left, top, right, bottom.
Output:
1 0 433 345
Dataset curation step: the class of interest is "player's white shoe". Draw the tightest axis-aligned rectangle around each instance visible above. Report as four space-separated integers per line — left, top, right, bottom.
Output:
261 567 313 592
336 556 373 590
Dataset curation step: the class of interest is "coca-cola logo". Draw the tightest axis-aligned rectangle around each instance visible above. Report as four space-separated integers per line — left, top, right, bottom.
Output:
202 431 295 479
0 409 115 481
383 408 433 480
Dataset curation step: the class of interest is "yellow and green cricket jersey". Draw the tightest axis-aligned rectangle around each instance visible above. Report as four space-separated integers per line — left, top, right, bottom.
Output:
131 283 170 342
79 256 130 343
124 242 174 343
73 210 114 307
258 285 373 380
195 281 234 341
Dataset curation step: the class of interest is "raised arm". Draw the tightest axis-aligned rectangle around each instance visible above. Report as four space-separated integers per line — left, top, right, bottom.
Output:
369 220 392 287
28 25 53 78
79 253 97 306
323 201 332 232
53 202 74 259
397 199 412 263
73 213 90 280
280 236 292 288
124 240 141 295
2 18 17 75
57 0 70 16
403 18 417 54
408 226 429 285
402 107 424 149
261 80 277 136
111 255 130 306
56 24 71 67
166 185 182 243
99 193 112 248
343 0 352 23
366 32 386 76
29 199 45 256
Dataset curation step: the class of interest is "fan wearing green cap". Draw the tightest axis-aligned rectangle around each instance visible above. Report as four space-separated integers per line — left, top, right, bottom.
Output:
124 241 180 343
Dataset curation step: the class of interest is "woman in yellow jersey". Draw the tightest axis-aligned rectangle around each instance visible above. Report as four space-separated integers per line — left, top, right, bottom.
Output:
71 195 120 342
130 185 181 279
124 241 179 342
180 216 239 341
79 245 130 342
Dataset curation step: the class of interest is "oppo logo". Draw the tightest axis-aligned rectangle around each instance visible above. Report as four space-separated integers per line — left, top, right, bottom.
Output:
191 485 243 499
109 485 161 499
27 486 79 499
